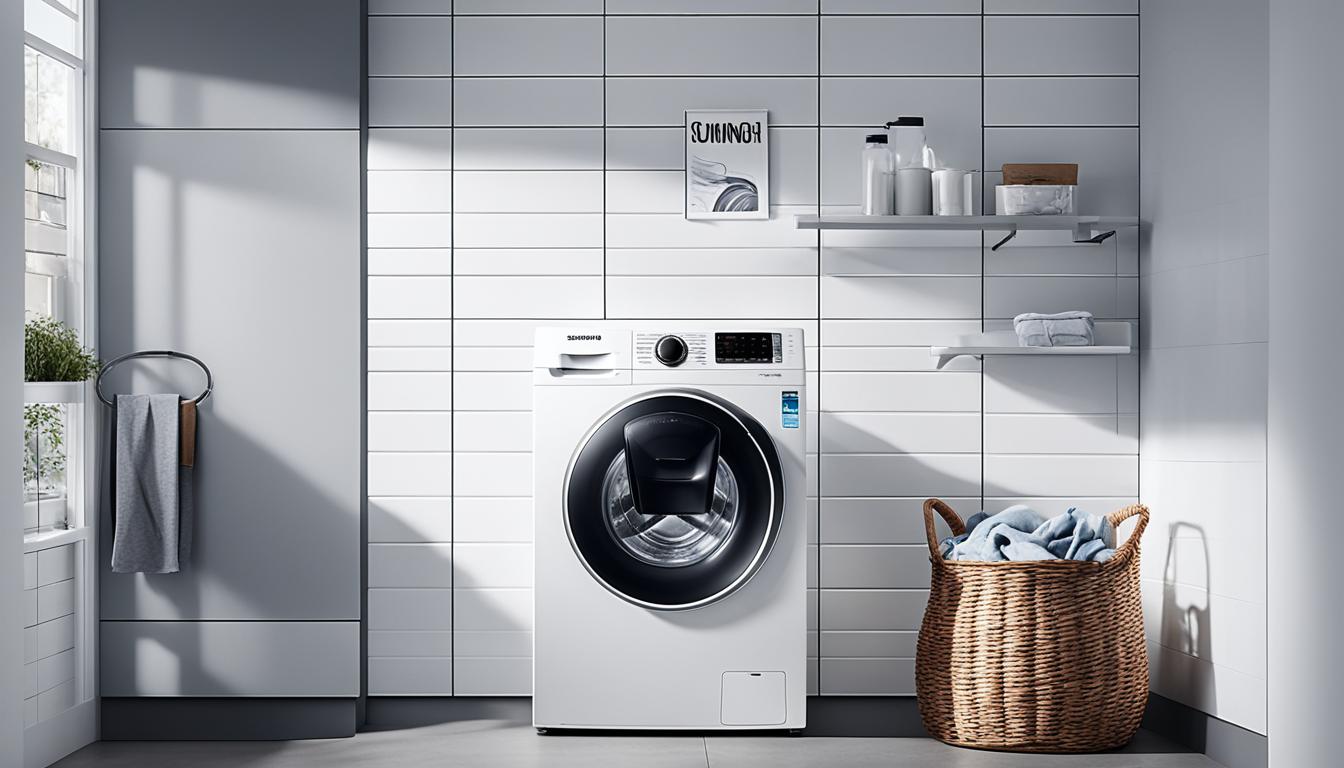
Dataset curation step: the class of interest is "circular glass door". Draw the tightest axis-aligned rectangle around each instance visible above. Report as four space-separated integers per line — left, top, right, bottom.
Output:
565 391 784 610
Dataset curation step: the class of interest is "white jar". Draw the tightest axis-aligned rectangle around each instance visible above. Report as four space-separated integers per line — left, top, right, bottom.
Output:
860 134 896 215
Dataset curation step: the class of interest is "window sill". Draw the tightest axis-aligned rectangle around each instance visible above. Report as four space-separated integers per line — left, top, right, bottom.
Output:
23 381 85 404
24 526 88 553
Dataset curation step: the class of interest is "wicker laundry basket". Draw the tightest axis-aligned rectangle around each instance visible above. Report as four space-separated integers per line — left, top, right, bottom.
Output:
915 498 1150 753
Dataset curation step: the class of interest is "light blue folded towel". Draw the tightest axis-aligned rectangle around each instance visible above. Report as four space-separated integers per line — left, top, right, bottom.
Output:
939 505 1115 563
1014 311 1095 347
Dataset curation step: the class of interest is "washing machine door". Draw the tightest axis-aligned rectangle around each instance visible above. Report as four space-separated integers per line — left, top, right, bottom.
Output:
565 390 785 611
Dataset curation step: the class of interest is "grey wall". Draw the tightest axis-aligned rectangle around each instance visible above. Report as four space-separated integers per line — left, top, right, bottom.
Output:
1267 0 1344 764
4 0 29 760
365 0 1140 697
1139 0 1268 736
97 0 363 699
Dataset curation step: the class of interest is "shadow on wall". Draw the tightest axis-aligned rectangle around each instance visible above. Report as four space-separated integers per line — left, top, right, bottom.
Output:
98 362 359 696
1154 522 1216 710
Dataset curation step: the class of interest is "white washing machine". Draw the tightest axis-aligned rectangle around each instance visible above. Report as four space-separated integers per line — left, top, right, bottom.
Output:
532 327 807 732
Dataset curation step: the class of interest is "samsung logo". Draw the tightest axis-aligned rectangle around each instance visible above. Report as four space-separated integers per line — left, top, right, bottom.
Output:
567 334 602 341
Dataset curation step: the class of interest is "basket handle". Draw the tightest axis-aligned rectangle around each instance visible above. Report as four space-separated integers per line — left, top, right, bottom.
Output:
1106 504 1150 563
923 498 966 562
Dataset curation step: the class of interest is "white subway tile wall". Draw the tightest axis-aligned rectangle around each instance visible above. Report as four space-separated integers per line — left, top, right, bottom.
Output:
366 2 1138 698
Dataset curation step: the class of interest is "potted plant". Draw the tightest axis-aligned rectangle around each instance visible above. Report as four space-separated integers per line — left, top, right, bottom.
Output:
23 316 98 531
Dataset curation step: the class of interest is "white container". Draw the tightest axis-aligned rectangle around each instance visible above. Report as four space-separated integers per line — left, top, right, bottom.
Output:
887 116 929 169
895 167 932 216
859 134 895 215
932 169 975 216
995 184 1076 215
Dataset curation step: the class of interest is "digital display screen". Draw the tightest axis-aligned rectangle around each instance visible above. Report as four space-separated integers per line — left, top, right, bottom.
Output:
715 332 781 364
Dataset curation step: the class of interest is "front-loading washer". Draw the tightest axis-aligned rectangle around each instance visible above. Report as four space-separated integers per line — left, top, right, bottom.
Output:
532 327 807 731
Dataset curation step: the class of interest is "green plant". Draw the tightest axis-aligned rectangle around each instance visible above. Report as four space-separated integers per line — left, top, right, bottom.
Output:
24 316 99 382
23 404 66 492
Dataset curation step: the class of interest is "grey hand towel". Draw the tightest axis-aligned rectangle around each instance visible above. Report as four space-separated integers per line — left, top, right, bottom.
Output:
1013 311 1095 347
112 394 190 573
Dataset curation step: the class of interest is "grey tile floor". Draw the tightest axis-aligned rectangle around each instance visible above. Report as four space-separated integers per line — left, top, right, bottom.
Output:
55 720 1224 768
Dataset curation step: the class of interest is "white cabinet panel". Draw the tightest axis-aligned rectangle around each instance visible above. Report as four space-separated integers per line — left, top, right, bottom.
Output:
454 630 532 657
455 544 534 588
369 17 453 76
455 498 534 543
454 17 602 76
606 17 818 76
369 497 454 543
454 412 532 453
608 248 816 277
456 276 604 319
36 545 75 587
822 16 980 76
369 129 453 170
607 209 817 249
985 276 1136 320
454 171 602 213
986 77 1138 126
36 579 75 624
454 0 602 12
821 658 915 695
455 657 532 696
820 590 928 631
455 588 532 631
606 78 819 127
985 413 1137 454
454 372 532 411
821 372 980 412
454 453 532 497
368 171 452 213
985 16 1138 75
454 214 603 248
821 497 972 545
821 631 919 659
983 356 1119 415
454 128 603 171
370 544 454 588
369 588 452 631
454 78 603 127
821 412 981 454
455 249 603 276
369 657 453 696
368 213 452 248
369 249 452 277
368 347 454 372
368 453 453 497
369 79 454 127
984 454 1138 497
820 454 981 497
369 320 454 348
822 277 981 319
368 371 453 411
368 631 453 658
607 276 818 320
821 545 931 589
453 347 532 372
986 0 1136 11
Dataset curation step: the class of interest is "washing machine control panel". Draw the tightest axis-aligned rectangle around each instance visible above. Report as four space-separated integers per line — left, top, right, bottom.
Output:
633 331 801 369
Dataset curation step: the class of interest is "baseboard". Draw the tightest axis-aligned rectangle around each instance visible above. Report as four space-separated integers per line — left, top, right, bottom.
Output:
363 696 926 737
1142 693 1268 768
101 698 359 740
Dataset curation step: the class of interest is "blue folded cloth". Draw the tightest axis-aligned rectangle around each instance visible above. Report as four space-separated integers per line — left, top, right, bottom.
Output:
939 505 1115 563
1013 311 1095 347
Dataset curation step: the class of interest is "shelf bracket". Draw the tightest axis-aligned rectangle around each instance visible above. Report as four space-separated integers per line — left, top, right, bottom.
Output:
989 229 1017 251
1072 223 1117 246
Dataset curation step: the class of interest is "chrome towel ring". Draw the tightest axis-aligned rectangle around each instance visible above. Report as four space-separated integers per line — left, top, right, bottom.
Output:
95 350 213 407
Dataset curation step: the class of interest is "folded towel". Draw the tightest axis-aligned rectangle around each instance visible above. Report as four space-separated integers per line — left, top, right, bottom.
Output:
940 505 1115 563
112 394 192 574
1014 311 1095 347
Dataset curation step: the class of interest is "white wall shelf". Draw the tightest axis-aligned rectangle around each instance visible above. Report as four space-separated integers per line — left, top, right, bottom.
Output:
931 322 1133 370
795 214 1140 251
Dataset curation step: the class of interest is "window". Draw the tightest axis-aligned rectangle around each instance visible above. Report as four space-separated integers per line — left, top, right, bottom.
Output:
22 0 89 536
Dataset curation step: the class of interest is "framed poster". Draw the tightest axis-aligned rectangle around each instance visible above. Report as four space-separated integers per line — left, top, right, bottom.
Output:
685 109 769 220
